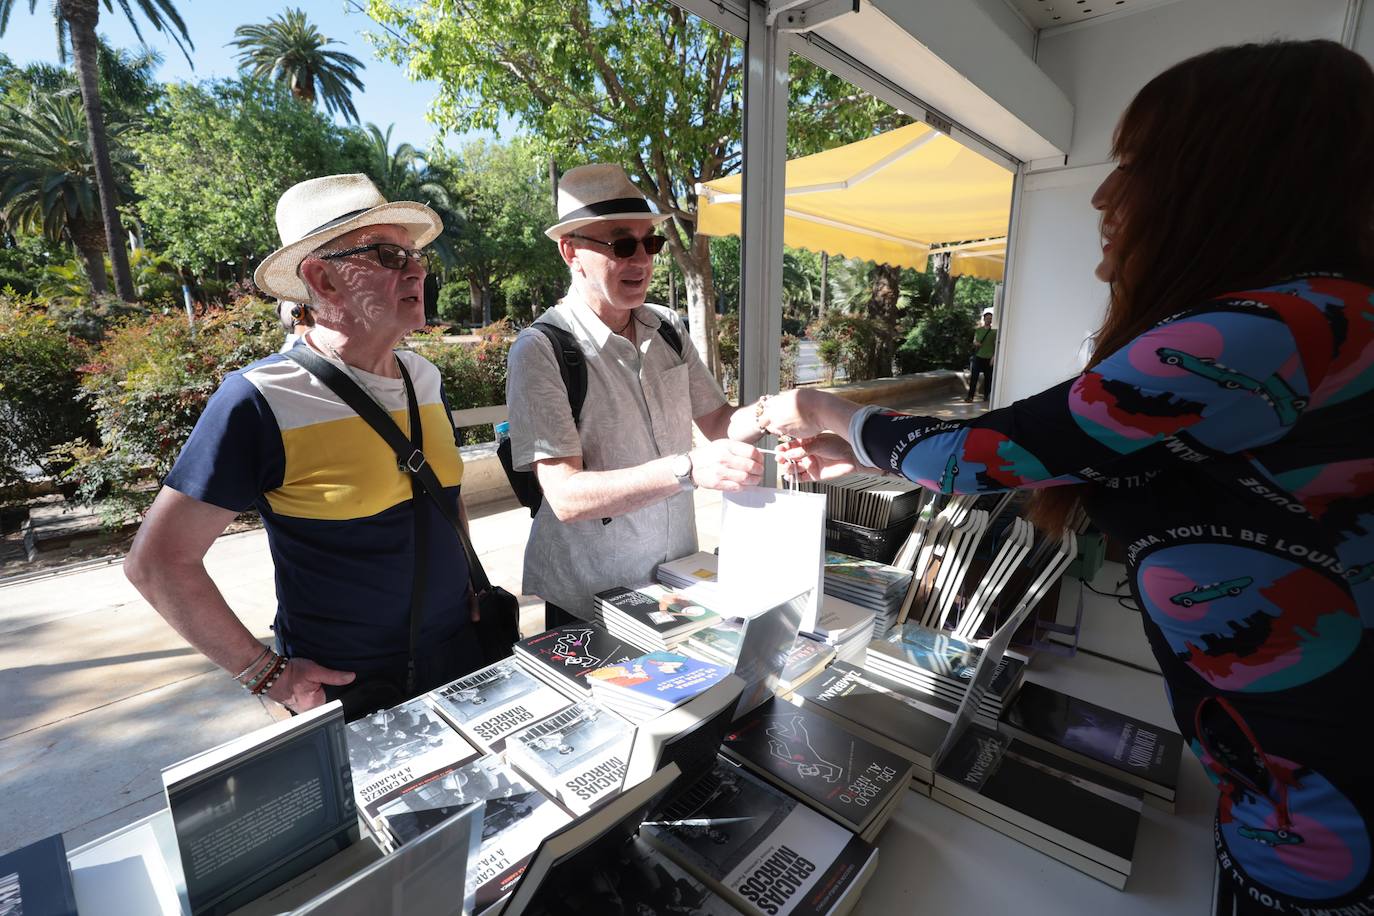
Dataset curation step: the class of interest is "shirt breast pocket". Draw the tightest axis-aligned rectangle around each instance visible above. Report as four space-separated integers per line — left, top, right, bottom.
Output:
644 361 695 456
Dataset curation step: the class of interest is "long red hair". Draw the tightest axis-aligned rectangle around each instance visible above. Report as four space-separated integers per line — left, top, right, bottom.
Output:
1028 39 1374 532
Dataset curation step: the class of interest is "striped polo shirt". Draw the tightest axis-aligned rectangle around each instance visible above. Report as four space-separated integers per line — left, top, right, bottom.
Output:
164 346 471 673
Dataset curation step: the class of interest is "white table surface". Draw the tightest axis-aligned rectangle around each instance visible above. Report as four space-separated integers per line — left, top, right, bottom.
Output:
853 649 1218 916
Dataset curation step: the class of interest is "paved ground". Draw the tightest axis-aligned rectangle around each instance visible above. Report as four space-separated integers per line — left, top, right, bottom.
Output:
0 382 982 855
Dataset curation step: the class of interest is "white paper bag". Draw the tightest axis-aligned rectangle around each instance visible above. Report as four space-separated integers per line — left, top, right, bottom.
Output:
717 486 827 631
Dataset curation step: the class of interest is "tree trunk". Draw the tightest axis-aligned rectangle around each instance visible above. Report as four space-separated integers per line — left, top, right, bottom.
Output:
62 4 136 302
675 232 718 381
68 218 108 295
869 264 902 377
933 251 956 307
819 252 829 321
468 277 483 325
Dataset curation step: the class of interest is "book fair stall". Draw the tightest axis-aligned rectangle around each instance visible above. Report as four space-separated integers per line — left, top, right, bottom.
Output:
3 480 1220 916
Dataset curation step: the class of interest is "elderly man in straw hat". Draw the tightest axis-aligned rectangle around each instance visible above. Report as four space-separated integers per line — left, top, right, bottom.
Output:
125 174 484 714
506 163 767 626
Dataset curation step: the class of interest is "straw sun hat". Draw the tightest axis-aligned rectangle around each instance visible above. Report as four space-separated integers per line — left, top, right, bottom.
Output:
545 163 670 241
253 174 442 302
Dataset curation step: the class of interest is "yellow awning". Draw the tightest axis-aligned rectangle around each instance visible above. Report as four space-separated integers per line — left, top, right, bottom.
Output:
696 121 1013 278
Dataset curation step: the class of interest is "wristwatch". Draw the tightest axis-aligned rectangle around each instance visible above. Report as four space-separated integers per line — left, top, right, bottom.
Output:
670 453 696 491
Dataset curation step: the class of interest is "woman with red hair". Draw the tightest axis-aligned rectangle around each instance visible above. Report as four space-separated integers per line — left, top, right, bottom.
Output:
760 40 1374 912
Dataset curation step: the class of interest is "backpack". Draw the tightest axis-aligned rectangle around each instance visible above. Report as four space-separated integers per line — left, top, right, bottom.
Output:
497 316 685 517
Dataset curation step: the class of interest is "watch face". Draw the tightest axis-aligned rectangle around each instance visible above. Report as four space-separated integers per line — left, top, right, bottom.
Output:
672 454 692 480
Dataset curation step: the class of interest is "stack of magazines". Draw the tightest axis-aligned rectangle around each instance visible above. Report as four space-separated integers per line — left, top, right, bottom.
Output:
823 551 912 638
656 550 722 591
513 621 650 700
797 473 922 528
586 651 731 724
864 623 1025 722
595 584 722 651
810 593 877 665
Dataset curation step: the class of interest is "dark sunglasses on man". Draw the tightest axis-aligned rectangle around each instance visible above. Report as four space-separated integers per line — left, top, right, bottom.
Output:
315 242 429 272
568 233 667 259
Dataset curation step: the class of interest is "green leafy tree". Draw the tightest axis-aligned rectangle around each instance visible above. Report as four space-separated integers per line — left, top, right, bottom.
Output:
0 0 193 302
128 78 350 283
231 7 366 122
0 91 136 293
433 138 565 324
364 0 902 379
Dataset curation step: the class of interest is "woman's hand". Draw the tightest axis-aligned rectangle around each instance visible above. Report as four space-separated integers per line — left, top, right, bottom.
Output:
756 388 861 441
776 434 862 482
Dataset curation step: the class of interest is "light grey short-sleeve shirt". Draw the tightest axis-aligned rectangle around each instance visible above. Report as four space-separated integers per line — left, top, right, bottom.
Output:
506 294 728 618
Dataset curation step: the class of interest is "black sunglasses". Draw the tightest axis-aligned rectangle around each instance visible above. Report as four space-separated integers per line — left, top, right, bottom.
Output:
567 233 667 259
316 242 429 272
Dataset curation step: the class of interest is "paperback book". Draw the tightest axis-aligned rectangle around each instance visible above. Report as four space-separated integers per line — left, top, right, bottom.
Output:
933 722 1143 889
596 583 724 650
779 635 836 694
0 833 77 916
505 701 635 815
514 622 651 699
722 698 913 842
999 682 1183 810
429 658 573 753
642 759 878 916
790 661 948 785
375 756 573 915
345 697 479 823
588 651 731 723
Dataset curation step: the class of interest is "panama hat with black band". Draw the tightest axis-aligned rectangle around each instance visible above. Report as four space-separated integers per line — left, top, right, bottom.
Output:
253 173 443 303
545 163 671 241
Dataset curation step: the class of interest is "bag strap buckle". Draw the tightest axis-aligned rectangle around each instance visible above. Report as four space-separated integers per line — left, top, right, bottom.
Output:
400 449 427 474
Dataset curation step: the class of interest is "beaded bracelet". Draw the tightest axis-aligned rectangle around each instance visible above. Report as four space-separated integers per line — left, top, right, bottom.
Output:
242 652 282 692
251 655 289 696
232 645 271 682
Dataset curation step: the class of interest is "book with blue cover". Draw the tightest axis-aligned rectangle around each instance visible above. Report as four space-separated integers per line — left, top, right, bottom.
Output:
0 833 77 916
587 652 731 721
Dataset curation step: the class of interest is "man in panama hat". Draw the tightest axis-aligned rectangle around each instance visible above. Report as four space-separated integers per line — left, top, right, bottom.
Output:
507 163 767 625
126 174 484 714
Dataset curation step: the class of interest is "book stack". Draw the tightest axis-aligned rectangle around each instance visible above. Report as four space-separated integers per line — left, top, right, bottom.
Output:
429 658 574 753
370 754 573 914
345 696 481 828
790 661 948 788
587 651 732 724
505 700 635 815
722 698 913 842
658 550 722 591
809 593 877 665
514 621 650 700
798 473 922 528
642 758 879 916
823 551 912 638
596 583 722 651
864 623 1025 722
933 722 1144 889
999 682 1184 811
681 623 834 696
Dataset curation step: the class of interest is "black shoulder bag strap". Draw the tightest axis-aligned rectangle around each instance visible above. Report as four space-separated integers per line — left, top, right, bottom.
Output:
285 348 505 691
530 321 587 425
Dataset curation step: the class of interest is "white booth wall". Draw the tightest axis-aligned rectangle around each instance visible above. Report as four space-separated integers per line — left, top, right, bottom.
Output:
996 0 1358 408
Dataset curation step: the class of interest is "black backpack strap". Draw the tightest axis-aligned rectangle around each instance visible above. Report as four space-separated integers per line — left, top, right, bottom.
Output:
655 318 684 359
284 348 494 689
531 321 587 427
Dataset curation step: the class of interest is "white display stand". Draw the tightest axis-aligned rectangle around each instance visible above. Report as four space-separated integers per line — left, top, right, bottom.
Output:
66 651 1216 916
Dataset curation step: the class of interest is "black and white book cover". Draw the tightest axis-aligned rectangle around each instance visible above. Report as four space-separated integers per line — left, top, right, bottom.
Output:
0 833 77 916
597 584 723 644
506 701 634 815
523 837 745 916
430 658 573 752
345 697 479 817
723 699 909 837
794 662 948 767
935 722 1142 878
1000 682 1182 804
643 761 877 916
516 622 650 696
377 758 573 916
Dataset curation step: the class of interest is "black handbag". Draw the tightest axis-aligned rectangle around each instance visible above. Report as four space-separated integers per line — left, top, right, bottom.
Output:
284 348 520 698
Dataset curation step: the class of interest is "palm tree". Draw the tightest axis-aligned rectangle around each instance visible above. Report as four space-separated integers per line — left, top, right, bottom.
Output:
354 123 462 271
0 92 136 293
0 0 193 303
232 9 366 122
